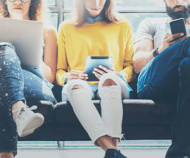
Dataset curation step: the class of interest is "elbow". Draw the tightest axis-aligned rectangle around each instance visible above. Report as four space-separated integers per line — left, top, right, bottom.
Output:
133 62 142 74
133 56 143 74
46 75 55 84
49 76 55 84
43 70 56 83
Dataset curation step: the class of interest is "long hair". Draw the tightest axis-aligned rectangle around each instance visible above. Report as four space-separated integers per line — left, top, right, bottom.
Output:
0 0 44 21
73 0 120 27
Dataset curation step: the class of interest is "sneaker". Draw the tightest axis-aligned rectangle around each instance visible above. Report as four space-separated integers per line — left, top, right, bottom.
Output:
165 144 190 158
104 149 127 158
13 105 44 137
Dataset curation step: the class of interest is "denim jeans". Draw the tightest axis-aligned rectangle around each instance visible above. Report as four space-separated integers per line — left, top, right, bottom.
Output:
137 37 190 157
0 43 56 157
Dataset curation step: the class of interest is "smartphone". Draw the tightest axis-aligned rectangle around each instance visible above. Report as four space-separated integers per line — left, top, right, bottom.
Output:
170 18 187 41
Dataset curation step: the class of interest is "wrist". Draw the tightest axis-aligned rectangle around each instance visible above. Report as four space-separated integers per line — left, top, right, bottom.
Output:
152 48 159 57
157 47 163 54
119 72 126 82
64 73 69 84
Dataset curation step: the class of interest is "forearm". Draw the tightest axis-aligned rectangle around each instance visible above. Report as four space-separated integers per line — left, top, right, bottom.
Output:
133 51 154 74
56 69 67 86
41 62 56 83
120 65 133 82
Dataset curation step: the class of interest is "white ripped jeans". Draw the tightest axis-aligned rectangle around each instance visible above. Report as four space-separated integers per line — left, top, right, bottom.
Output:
62 73 130 144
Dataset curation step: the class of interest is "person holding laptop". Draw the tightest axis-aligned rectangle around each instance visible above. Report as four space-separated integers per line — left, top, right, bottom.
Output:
56 0 133 157
0 0 57 158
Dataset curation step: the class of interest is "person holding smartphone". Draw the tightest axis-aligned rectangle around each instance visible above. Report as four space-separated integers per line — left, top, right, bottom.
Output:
133 0 190 157
0 0 57 158
56 0 133 157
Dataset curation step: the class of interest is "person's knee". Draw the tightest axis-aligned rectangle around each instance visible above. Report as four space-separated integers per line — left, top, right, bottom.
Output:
67 79 87 90
66 80 91 99
0 43 15 54
65 81 93 102
179 57 190 73
102 79 117 87
0 44 19 65
71 84 84 90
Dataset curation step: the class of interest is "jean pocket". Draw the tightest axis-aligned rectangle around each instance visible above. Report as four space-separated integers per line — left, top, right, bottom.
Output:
138 84 160 99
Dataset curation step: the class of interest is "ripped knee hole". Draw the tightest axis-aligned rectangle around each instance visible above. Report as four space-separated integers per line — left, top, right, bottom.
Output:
102 79 117 87
71 84 84 90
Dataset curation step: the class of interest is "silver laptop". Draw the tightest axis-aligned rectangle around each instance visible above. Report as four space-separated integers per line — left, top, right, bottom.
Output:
0 18 43 67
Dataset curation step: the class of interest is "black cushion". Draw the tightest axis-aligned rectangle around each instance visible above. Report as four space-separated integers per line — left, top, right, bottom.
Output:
53 99 176 125
33 100 54 124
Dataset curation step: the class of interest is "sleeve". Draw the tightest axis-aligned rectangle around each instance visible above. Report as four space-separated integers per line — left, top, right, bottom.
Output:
134 18 154 43
56 23 68 86
119 21 134 83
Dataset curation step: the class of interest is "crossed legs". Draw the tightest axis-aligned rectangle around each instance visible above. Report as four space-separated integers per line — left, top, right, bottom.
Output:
65 73 123 151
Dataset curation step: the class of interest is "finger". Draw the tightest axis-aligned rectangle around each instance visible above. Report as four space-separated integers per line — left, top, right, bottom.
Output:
169 33 184 42
171 36 187 44
69 76 80 80
172 32 185 37
181 35 189 40
69 76 88 81
69 74 88 80
94 68 106 75
70 70 82 73
93 71 101 79
70 70 86 74
78 73 88 77
78 76 88 80
70 70 88 76
169 34 187 45
99 65 112 72
164 33 171 39
69 74 80 78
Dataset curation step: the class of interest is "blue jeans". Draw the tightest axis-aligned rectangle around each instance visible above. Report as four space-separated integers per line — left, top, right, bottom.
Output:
0 43 56 156
137 37 190 157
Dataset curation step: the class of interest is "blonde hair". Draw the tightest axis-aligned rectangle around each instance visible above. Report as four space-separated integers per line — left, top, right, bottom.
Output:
73 0 120 27
0 0 45 21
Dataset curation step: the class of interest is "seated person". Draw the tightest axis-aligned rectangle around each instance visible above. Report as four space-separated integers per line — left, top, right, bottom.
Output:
0 0 57 157
56 0 134 158
133 0 190 157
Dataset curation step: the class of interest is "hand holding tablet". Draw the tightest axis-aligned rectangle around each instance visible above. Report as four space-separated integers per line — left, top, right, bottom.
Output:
84 56 113 81
66 70 88 83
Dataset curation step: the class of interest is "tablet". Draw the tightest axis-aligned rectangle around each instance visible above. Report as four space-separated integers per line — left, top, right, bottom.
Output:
0 18 43 67
84 56 113 81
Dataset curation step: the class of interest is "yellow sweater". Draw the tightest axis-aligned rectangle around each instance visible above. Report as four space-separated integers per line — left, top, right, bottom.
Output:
56 20 134 86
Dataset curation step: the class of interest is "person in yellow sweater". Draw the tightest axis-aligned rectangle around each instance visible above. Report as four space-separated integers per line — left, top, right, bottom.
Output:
56 0 133 157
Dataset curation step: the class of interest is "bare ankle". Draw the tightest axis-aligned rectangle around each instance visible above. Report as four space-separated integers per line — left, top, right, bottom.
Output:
12 101 26 122
96 136 117 151
0 152 13 158
12 101 25 112
112 138 119 148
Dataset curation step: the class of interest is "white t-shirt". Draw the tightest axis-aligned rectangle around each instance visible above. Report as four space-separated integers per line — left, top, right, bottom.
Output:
135 18 190 49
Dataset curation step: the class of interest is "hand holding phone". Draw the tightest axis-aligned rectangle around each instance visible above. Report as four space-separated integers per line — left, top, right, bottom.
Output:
170 18 187 41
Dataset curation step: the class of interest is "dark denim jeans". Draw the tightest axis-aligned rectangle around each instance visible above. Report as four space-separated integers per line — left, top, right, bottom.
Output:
0 43 56 157
137 37 190 157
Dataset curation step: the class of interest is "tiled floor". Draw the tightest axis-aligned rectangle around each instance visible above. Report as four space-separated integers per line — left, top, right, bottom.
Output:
14 140 171 158
15 147 168 158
